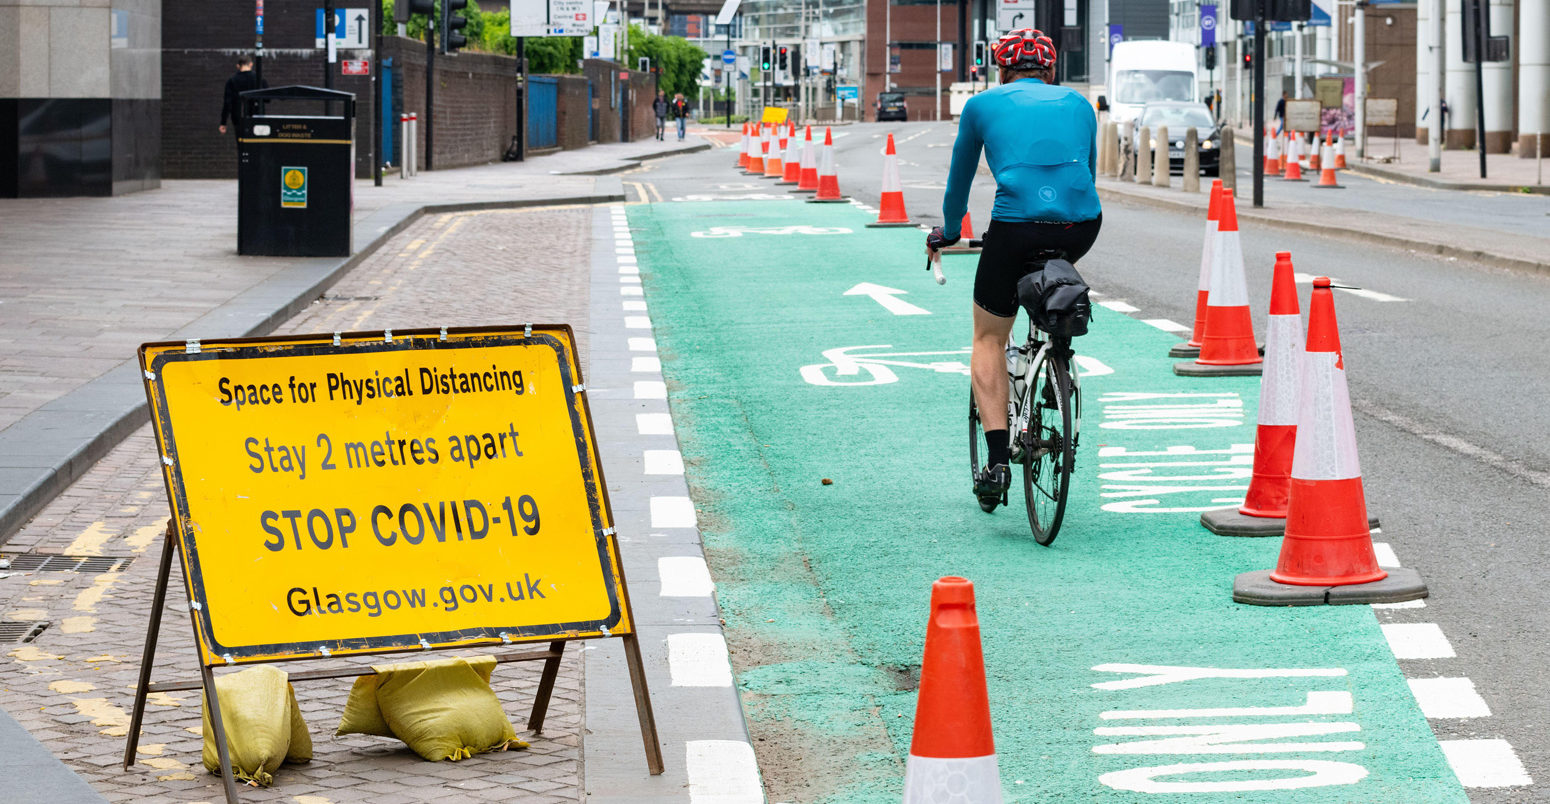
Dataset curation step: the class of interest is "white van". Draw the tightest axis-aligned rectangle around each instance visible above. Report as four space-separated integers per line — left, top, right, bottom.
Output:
1100 41 1200 126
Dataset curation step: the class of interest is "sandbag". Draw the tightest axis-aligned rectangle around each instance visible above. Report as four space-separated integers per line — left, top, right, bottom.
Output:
336 655 524 762
200 665 311 787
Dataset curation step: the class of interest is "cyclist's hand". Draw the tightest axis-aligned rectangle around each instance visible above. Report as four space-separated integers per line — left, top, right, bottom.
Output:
925 226 960 254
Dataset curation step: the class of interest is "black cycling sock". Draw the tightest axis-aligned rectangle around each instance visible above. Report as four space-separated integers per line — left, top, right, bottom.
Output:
985 428 1010 468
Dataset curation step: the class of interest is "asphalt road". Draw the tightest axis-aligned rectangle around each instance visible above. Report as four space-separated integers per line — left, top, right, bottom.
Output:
637 123 1550 802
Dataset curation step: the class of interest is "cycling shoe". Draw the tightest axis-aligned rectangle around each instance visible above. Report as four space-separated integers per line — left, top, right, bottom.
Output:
974 463 1011 512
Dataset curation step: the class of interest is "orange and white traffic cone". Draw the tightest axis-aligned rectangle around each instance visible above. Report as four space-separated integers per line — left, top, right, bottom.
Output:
745 126 767 175
941 212 982 254
808 127 848 203
1283 136 1305 181
1234 277 1427 605
1277 133 1289 175
780 122 801 184
1313 142 1343 188
1263 133 1278 174
902 577 1002 803
1308 133 1322 170
1202 251 1302 535
764 124 786 178
867 133 914 227
1170 180 1223 359
793 125 819 193
737 123 750 170
1334 134 1348 168
1175 189 1262 377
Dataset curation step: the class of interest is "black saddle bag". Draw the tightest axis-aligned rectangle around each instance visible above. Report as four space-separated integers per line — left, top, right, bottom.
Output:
1016 259 1093 338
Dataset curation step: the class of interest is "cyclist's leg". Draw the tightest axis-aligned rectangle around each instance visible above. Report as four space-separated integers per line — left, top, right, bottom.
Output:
971 302 1017 455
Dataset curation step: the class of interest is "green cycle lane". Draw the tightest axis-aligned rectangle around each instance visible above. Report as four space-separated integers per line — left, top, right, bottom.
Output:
627 199 1463 803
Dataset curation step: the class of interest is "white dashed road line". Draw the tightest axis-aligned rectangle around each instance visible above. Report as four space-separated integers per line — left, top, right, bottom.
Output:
659 556 715 598
1407 677 1491 719
1438 739 1534 788
668 633 734 687
1382 622 1457 660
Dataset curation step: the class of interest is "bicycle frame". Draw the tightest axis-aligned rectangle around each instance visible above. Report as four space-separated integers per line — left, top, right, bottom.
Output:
1007 325 1081 463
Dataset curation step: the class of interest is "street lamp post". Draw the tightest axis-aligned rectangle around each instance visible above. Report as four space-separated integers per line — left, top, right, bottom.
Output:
935 0 942 121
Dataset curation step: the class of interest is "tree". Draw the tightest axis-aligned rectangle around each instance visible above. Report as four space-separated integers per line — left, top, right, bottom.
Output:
625 25 708 99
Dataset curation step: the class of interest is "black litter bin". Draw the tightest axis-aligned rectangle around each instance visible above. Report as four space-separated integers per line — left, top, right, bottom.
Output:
237 86 356 257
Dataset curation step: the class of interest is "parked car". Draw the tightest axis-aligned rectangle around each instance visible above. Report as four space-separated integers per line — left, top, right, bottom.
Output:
1133 101 1222 176
876 92 907 122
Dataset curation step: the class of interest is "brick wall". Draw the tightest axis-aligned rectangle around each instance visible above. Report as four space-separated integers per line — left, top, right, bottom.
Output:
556 75 591 151
863 1 966 122
388 38 519 170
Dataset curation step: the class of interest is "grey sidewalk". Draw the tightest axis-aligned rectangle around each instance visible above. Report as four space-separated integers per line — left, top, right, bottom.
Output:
0 136 706 544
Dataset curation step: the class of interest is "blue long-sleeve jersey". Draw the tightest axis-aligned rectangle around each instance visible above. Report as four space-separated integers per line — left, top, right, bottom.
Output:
942 78 1101 238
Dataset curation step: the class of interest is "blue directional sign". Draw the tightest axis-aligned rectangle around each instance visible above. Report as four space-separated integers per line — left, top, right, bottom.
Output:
722 49 737 65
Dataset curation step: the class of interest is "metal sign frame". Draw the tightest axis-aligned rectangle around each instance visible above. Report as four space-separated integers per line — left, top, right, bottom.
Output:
122 325 662 804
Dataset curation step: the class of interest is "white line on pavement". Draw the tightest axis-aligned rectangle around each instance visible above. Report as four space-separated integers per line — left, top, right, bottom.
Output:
1292 272 1408 302
621 286 644 296
625 315 653 329
623 300 647 312
1371 598 1427 609
619 265 640 274
651 496 697 528
620 274 641 283
1143 318 1191 333
659 556 715 597
617 254 638 263
1098 300 1140 313
637 413 674 435
631 356 662 373
686 740 762 802
1382 623 1456 660
1371 542 1401 567
634 380 667 400
1408 677 1491 719
628 337 657 352
644 448 685 475
669 633 733 687
1439 739 1533 787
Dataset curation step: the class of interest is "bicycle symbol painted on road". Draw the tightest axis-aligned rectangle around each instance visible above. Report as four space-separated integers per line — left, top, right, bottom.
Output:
800 345 1112 386
691 225 854 238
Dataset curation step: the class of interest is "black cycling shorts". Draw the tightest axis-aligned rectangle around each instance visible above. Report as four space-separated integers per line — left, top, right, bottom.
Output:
973 215 1103 318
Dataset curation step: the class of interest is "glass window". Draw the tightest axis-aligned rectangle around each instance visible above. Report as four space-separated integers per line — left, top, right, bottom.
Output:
1141 105 1216 129
1114 70 1196 104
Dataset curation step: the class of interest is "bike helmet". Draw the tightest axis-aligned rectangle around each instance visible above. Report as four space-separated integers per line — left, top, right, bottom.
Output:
993 28 1057 71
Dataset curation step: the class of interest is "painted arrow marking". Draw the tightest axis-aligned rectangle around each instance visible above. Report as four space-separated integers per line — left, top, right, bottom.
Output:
844 283 931 316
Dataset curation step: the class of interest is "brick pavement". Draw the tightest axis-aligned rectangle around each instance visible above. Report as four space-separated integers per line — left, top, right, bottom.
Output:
0 206 597 803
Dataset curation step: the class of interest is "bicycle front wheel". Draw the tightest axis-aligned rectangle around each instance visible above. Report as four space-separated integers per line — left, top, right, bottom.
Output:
1022 351 1074 545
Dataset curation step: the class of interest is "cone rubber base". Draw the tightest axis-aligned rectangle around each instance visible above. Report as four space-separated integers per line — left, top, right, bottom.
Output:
790 187 817 193
776 180 799 185
1201 507 1381 537
1313 184 1345 189
1173 360 1263 377
1169 342 1201 358
807 197 851 203
866 221 918 228
1234 566 1427 606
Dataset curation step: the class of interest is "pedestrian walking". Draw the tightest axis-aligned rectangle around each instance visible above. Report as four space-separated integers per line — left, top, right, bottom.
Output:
219 55 266 156
672 93 689 141
1273 91 1287 130
652 92 669 141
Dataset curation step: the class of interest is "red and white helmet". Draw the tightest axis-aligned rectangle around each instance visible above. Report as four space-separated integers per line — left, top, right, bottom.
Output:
993 28 1057 71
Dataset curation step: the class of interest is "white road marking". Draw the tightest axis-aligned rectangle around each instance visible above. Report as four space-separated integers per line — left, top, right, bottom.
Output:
1371 598 1427 609
644 448 685 475
1143 318 1192 333
1098 300 1140 313
1408 677 1491 719
668 633 732 687
1292 272 1408 302
619 264 640 274
843 283 931 316
1371 542 1401 567
621 285 644 296
659 556 715 597
623 300 648 311
1381 623 1456 660
625 315 653 329
1438 739 1532 787
628 337 657 352
632 356 662 372
634 380 667 400
614 247 634 256
686 740 762 802
637 413 674 435
618 254 638 264
651 496 698 528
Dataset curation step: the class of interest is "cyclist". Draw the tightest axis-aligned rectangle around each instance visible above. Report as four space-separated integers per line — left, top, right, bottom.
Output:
926 28 1102 510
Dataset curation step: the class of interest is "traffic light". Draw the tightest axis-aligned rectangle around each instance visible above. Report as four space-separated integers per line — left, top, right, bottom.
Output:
395 0 433 25
1243 49 1252 69
973 41 986 69
778 46 789 71
1203 46 1217 70
442 0 467 54
760 45 772 72
638 57 650 72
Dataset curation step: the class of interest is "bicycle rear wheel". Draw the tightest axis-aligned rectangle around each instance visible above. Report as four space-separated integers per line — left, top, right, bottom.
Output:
968 390 997 513
1022 351 1074 545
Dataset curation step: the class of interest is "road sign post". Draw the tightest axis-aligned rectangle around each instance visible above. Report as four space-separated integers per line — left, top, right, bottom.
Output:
125 326 663 802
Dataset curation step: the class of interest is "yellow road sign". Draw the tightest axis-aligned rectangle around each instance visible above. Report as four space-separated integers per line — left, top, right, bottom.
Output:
761 106 789 124
139 327 631 666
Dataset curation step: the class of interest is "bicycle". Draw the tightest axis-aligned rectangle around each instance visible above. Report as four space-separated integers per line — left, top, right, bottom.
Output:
929 243 1082 546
